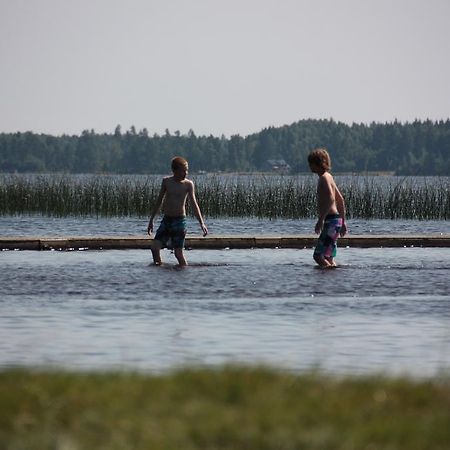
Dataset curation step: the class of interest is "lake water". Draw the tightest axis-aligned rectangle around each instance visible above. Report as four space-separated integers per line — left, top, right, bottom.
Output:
0 214 448 236
1 227 449 377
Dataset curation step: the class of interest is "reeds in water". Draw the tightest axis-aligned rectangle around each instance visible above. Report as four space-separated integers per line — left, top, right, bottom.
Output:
0 174 448 220
341 176 450 220
194 176 317 218
0 174 158 217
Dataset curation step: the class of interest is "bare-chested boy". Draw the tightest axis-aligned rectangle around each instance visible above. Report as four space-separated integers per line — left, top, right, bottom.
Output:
308 148 347 268
147 156 208 266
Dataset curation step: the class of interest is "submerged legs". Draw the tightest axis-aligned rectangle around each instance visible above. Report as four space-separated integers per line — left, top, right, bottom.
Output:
314 254 336 268
151 240 163 265
174 248 188 267
151 241 187 267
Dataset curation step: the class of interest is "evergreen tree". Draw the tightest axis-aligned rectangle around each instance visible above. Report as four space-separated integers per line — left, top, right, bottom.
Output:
0 119 448 175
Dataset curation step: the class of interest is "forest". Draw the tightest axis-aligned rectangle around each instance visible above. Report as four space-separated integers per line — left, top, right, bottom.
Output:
0 119 449 175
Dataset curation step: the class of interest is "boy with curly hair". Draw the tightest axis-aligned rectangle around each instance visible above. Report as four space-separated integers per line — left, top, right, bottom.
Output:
308 148 347 267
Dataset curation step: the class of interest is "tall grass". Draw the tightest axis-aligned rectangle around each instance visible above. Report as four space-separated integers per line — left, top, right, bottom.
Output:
0 174 448 220
0 174 159 218
340 176 450 220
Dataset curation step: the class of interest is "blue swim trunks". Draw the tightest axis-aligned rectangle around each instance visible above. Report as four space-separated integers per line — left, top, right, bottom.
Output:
154 216 187 249
314 214 343 258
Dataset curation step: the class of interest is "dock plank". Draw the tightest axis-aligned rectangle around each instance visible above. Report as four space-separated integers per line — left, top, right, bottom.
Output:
1 235 449 250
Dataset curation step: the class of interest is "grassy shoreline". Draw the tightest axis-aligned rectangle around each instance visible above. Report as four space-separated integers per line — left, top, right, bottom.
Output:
1 366 449 449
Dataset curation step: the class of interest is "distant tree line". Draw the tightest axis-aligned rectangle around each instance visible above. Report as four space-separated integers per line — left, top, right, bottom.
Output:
0 119 449 175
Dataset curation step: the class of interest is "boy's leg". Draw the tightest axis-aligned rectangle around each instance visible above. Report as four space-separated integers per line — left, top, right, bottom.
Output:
151 240 163 265
326 217 342 267
313 232 331 267
325 256 336 267
314 253 332 267
174 248 187 266
314 216 340 267
152 217 169 265
170 217 187 266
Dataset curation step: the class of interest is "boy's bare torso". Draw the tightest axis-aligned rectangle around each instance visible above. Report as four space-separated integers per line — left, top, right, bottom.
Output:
162 176 192 217
318 172 339 216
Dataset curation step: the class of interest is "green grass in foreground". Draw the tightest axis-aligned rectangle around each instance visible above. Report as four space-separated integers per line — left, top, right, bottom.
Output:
1 367 449 450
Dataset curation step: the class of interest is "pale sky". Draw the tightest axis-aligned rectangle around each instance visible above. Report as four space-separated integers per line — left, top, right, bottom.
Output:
1 0 449 137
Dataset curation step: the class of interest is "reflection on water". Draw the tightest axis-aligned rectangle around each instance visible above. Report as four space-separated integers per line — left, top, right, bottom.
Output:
1 247 449 376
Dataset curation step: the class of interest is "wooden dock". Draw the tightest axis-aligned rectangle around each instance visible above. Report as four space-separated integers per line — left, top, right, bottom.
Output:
1 235 449 251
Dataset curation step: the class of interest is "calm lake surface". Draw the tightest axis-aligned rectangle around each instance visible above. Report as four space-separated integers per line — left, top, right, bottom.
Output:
1 173 449 376
1 222 449 376
0 215 448 236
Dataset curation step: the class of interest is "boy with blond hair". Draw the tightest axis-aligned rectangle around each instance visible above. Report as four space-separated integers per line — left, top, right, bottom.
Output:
147 156 208 266
308 148 347 267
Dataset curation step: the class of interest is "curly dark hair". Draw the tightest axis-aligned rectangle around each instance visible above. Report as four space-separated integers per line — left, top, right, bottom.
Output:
307 148 331 171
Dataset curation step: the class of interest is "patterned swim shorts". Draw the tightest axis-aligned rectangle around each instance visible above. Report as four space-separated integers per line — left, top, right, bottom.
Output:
314 214 343 258
154 216 187 249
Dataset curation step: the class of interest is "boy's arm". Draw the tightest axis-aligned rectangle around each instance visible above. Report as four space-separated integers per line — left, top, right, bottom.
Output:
187 181 208 236
147 179 166 235
315 176 334 233
335 186 347 236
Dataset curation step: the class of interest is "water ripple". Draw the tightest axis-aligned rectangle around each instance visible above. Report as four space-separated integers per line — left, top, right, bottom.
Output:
0 247 449 376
